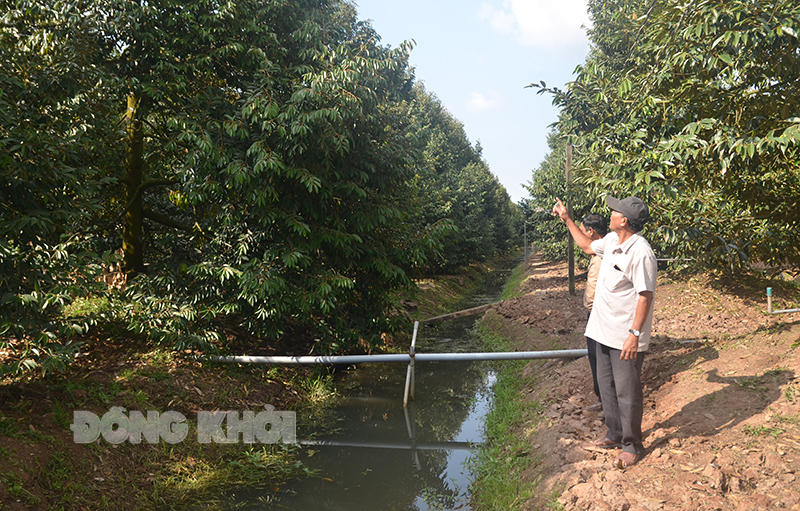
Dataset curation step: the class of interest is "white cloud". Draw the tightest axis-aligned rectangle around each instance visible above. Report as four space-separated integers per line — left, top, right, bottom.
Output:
467 91 505 112
477 0 590 50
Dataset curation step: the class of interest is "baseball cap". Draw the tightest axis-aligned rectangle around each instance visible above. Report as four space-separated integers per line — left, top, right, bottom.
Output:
606 196 650 228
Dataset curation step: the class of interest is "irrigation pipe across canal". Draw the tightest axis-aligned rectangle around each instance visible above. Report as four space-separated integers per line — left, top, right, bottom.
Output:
207 325 588 409
207 349 588 366
207 304 590 407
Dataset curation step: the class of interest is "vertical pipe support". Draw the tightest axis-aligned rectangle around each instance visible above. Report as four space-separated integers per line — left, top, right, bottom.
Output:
766 287 800 314
767 287 773 314
403 321 419 408
524 221 528 262
410 321 417 400
565 143 575 295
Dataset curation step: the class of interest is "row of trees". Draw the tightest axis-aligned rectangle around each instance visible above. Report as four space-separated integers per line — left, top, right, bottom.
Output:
525 0 799 268
1 0 520 375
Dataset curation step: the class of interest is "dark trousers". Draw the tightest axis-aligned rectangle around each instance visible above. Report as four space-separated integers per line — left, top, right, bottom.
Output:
593 340 646 455
586 336 600 401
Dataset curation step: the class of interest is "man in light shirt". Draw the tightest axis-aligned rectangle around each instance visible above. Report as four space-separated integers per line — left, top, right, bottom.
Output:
580 213 607 414
553 196 657 468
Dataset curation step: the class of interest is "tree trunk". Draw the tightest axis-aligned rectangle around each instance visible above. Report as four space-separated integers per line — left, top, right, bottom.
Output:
122 93 145 274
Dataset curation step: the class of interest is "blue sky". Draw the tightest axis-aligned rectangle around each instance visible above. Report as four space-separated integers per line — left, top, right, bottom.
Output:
354 0 591 203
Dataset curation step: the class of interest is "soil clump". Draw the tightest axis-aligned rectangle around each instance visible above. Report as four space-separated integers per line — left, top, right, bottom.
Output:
489 252 800 511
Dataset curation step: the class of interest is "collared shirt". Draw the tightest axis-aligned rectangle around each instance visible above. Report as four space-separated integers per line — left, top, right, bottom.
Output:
585 232 657 351
583 254 602 310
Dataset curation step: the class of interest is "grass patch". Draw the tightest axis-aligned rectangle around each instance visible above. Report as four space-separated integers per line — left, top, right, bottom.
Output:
151 443 312 508
742 423 784 439
0 348 325 510
294 371 341 435
1 470 41 507
411 262 495 320
469 320 540 510
772 411 800 427
498 260 528 301
0 414 19 436
469 360 539 509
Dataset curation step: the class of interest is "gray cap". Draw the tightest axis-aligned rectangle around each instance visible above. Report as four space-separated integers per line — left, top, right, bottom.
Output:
607 196 650 228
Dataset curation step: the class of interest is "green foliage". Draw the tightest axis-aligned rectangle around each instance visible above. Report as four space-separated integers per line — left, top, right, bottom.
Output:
118 0 432 352
0 0 120 375
406 85 522 271
0 238 113 376
532 0 800 269
2 0 521 373
523 127 599 261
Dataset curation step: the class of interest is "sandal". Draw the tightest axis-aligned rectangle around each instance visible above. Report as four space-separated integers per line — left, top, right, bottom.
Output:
615 451 642 468
593 437 622 449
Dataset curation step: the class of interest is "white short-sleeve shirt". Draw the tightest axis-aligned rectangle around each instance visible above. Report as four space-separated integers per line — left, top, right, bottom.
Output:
585 232 657 351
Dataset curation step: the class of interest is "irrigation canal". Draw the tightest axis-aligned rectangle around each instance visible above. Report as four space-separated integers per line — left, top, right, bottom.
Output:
218 256 520 510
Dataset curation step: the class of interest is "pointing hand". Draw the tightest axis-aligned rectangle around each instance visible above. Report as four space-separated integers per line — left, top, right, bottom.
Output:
552 198 568 222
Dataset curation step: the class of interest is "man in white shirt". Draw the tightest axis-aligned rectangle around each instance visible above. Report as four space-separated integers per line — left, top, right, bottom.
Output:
579 213 607 414
553 196 657 468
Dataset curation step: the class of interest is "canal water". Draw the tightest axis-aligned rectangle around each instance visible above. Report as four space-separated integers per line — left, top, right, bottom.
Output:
225 256 519 510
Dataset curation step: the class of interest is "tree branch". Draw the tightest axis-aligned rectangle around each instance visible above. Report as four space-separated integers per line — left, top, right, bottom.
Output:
93 178 177 233
142 208 192 232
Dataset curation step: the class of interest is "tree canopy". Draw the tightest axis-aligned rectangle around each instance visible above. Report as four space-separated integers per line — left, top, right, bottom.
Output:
530 0 800 268
406 84 521 271
1 0 519 375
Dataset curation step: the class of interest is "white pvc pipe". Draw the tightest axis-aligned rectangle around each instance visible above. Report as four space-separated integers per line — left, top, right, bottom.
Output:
767 287 800 314
208 349 588 365
297 439 478 451
403 322 419 407
410 321 417 399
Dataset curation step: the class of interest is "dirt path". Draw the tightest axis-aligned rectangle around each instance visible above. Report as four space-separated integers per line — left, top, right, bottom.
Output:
487 253 800 511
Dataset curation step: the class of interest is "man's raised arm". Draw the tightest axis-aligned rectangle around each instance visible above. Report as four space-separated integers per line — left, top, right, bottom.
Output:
552 197 595 255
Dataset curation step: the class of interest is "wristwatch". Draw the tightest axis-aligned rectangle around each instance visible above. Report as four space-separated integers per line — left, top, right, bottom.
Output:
629 328 641 337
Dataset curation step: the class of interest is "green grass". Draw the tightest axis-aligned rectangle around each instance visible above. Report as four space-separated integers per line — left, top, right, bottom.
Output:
742 423 784 439
469 361 540 509
0 414 19 436
151 443 313 508
0 355 328 510
469 320 541 510
772 411 800 427
1 470 41 507
410 262 495 320
498 260 528 301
